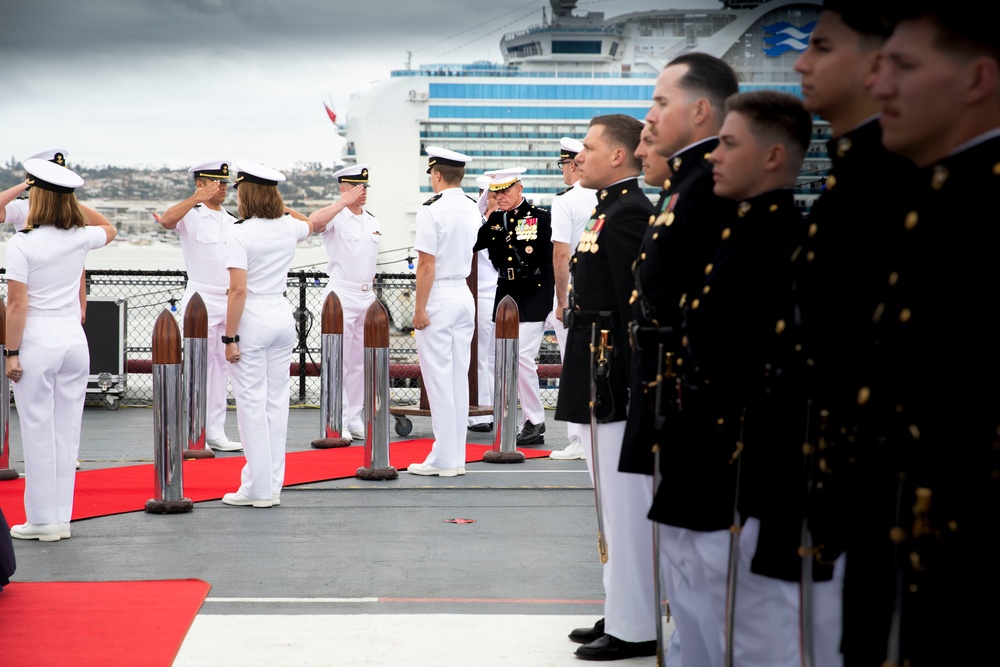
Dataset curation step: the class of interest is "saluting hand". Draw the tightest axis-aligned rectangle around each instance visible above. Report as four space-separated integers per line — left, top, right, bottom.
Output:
340 184 366 207
6 357 23 383
194 180 223 203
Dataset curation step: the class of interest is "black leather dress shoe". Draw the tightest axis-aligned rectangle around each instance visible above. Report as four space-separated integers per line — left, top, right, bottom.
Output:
516 420 545 445
574 635 657 661
569 618 604 644
468 423 493 433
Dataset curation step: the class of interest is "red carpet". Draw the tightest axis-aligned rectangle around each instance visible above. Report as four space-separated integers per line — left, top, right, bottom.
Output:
0 440 550 525
0 579 211 667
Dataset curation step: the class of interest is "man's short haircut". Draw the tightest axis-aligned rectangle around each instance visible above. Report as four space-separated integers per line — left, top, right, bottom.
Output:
883 1 1000 63
666 52 740 118
822 0 893 39
590 113 644 170
431 163 465 185
724 90 813 163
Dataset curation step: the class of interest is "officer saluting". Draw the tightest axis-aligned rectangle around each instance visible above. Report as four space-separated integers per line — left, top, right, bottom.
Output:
309 164 379 441
473 168 553 446
158 159 243 452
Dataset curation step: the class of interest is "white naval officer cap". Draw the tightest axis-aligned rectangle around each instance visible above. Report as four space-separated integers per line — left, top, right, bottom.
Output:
486 167 527 192
333 163 370 187
22 158 84 193
476 174 491 191
188 159 233 181
424 145 471 174
559 137 583 161
25 148 69 166
232 160 286 188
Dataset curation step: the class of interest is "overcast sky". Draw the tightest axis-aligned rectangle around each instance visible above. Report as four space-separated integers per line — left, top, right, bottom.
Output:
0 0 720 171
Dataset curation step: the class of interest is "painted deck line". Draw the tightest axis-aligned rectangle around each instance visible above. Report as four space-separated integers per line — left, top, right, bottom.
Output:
174 614 673 667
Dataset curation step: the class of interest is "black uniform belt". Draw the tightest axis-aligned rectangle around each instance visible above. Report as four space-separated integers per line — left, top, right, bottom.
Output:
498 268 550 281
565 309 614 330
629 323 673 353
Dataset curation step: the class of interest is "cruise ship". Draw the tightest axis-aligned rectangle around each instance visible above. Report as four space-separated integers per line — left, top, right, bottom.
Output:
342 0 825 255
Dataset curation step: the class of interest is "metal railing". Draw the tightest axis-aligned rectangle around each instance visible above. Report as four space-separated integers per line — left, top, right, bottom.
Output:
1 269 563 409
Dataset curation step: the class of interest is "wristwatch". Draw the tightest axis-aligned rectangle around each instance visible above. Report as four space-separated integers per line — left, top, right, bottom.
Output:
221 335 240 344
3 348 18 357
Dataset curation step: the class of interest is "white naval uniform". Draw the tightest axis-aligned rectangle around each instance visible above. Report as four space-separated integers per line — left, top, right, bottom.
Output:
469 236 498 427
320 206 380 435
175 203 240 442
6 225 109 524
224 214 311 501
3 199 30 231
413 189 480 468
547 180 595 447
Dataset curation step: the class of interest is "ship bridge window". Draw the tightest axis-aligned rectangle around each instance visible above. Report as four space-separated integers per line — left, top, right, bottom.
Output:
610 42 619 57
552 41 602 55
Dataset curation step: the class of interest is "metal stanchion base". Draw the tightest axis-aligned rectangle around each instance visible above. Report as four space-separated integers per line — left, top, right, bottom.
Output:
144 498 194 514
483 451 525 464
0 468 20 481
355 466 399 481
183 449 216 459
311 437 352 449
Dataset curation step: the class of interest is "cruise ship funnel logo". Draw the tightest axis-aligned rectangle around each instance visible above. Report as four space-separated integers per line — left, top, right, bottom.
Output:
762 21 815 57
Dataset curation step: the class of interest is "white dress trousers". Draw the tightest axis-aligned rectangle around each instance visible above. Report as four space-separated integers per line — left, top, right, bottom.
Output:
516 320 546 427
13 312 90 524
322 279 375 434
659 524 730 667
415 281 475 468
733 517 845 667
229 295 296 501
580 420 658 644
471 292 496 425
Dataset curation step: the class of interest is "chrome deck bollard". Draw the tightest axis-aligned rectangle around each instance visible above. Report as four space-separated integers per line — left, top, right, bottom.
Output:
484 295 524 464
311 292 350 449
356 300 397 480
145 309 194 514
182 293 213 459
0 301 18 481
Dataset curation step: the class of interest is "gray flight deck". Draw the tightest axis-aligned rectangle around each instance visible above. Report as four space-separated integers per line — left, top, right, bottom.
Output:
3 404 671 665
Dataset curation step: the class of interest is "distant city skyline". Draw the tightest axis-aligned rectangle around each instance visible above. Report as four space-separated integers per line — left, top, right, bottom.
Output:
0 0 719 170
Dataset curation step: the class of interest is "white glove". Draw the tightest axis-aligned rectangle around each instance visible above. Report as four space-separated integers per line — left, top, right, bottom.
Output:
477 188 490 218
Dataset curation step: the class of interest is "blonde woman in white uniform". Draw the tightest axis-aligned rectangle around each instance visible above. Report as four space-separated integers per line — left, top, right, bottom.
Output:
4 159 116 541
408 147 481 477
221 161 311 508
309 164 379 441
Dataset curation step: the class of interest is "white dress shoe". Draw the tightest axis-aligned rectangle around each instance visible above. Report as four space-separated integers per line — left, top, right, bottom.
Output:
11 522 61 542
59 522 71 539
76 460 81 470
271 495 281 506
550 440 586 460
350 430 365 441
207 437 243 452
407 463 461 477
222 492 272 508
